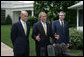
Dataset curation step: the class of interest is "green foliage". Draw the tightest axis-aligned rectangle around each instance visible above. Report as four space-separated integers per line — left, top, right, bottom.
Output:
47 12 53 21
27 10 32 16
34 1 77 27
27 16 38 26
69 28 83 49
5 15 12 25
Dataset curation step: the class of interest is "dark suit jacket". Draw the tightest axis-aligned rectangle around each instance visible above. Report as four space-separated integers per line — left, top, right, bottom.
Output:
52 20 69 44
32 21 51 47
11 21 30 55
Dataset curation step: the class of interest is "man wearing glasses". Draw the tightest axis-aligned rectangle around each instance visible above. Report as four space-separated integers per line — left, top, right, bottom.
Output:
52 11 70 56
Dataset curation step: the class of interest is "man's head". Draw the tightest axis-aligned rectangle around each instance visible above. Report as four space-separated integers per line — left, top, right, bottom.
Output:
39 12 47 23
20 11 28 22
58 11 66 21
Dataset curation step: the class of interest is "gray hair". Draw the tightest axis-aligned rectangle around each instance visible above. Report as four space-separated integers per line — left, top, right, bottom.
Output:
38 12 46 18
21 10 28 14
58 11 66 16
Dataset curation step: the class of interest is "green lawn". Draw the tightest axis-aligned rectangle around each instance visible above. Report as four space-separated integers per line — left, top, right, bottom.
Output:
1 25 13 48
1 25 83 56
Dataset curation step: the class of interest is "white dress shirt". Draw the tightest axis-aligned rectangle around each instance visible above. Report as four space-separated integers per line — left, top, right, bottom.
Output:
41 21 47 33
59 19 64 27
20 19 27 35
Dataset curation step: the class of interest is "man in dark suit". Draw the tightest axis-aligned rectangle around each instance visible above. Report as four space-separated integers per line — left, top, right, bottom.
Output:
32 12 51 56
52 11 69 56
11 11 30 56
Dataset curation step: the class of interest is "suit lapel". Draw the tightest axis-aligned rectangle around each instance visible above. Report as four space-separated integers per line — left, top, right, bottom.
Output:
58 20 61 28
57 20 63 32
26 22 30 36
46 23 49 35
19 21 26 36
39 21 46 35
39 21 48 35
64 21 66 28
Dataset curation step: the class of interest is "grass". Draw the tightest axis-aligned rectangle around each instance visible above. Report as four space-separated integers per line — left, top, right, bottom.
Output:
1 25 13 48
69 49 83 56
1 25 83 56
1 25 36 56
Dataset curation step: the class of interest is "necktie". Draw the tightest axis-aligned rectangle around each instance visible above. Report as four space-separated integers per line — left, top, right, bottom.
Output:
61 21 64 35
24 23 27 35
61 21 64 28
43 23 47 35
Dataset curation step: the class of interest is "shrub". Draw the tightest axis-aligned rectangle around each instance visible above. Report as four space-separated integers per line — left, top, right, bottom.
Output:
5 15 12 25
1 18 6 25
69 28 83 50
27 16 38 26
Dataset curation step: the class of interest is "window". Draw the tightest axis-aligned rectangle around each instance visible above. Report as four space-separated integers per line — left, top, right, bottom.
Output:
1 10 5 24
79 9 83 26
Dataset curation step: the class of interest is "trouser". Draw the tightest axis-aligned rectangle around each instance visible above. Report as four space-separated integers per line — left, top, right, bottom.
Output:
54 43 69 56
47 45 53 56
40 45 54 56
36 45 48 56
14 45 29 56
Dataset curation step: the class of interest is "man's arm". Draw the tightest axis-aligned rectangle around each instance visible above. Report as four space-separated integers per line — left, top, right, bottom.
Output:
11 24 17 46
52 21 56 44
32 24 38 40
66 22 70 47
66 22 69 43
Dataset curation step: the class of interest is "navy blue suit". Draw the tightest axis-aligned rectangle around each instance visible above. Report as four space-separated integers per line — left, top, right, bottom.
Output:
11 21 30 56
52 20 69 44
32 21 51 56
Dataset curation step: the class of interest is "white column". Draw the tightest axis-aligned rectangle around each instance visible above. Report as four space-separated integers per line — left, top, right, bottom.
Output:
13 11 21 24
6 9 13 23
32 10 34 16
77 9 79 30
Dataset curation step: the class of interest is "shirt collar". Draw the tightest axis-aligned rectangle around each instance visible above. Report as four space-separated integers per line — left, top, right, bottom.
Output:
20 19 26 24
41 20 46 24
59 19 64 22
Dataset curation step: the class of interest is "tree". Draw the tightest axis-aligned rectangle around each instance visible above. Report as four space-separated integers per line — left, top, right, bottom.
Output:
34 1 78 27
5 15 12 25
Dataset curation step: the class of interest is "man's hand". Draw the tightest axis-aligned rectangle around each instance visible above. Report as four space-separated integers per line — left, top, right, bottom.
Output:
67 43 69 48
54 33 59 40
36 34 40 42
53 43 56 47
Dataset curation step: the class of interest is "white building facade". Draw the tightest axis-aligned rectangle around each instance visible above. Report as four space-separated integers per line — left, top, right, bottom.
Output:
1 1 34 24
68 1 83 31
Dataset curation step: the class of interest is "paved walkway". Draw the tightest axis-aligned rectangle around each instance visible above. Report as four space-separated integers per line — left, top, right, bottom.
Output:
1 42 13 56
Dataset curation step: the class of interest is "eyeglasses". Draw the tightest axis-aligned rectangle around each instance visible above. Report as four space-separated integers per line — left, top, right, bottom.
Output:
24 15 28 17
59 15 65 16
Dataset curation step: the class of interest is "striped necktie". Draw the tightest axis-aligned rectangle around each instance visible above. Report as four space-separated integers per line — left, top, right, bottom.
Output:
43 23 47 35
